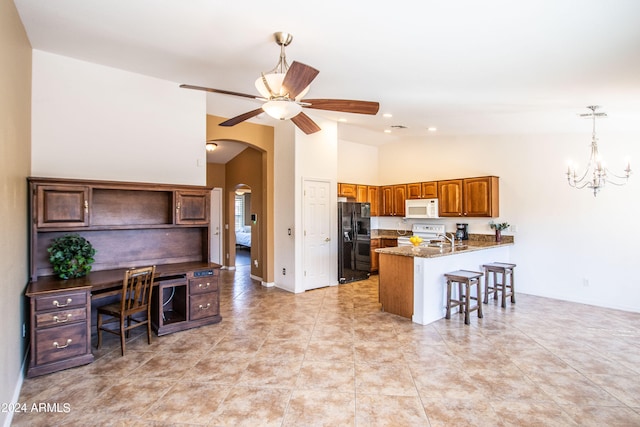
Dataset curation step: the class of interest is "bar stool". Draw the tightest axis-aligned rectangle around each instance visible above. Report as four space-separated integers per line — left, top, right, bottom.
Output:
482 262 516 308
444 270 484 325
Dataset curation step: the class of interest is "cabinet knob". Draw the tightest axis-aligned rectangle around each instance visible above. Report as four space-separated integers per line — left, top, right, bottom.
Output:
198 282 210 288
198 303 211 310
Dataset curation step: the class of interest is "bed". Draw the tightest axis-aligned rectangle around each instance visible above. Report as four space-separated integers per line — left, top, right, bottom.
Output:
235 226 252 248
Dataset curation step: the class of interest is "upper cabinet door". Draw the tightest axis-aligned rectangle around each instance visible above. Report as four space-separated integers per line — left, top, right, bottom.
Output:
392 185 407 216
421 181 438 199
437 180 463 217
406 183 422 199
36 185 90 228
176 191 210 224
464 176 499 217
367 186 379 217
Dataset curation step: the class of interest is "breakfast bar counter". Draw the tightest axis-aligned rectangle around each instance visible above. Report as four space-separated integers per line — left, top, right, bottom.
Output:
376 240 513 324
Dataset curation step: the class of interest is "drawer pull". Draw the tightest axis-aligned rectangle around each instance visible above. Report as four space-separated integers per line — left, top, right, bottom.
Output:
198 303 211 310
53 339 72 349
198 282 210 289
53 314 73 323
53 298 73 307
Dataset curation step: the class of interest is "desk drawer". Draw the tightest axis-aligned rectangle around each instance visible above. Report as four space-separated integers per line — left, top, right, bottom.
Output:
189 293 219 321
189 278 218 295
35 307 86 328
35 323 87 365
35 291 86 312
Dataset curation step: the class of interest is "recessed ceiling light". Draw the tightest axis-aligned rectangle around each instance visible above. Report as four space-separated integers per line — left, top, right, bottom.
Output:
428 127 437 132
384 129 392 133
383 113 393 118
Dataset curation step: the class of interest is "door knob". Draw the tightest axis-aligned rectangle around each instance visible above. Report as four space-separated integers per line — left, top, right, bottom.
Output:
325 237 331 242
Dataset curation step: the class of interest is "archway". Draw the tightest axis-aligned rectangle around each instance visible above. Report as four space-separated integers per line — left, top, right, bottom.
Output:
205 114 274 285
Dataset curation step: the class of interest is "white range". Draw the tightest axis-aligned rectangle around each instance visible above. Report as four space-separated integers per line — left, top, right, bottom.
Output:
397 223 446 247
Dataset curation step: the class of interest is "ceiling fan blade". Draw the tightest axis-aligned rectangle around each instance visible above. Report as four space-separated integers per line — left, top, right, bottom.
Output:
180 84 262 100
219 108 264 127
281 61 319 99
291 112 321 135
302 99 380 115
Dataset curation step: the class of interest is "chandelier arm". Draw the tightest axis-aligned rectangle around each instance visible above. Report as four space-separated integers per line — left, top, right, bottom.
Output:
603 168 632 180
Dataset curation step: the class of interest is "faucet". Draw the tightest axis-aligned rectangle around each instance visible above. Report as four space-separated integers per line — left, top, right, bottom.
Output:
438 233 455 249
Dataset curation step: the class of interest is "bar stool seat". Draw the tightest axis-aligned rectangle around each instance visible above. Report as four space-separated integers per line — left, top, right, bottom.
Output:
444 270 484 325
482 262 516 308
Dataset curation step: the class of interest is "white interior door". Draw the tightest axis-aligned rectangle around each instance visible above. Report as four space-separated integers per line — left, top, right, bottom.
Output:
303 179 332 290
210 188 223 265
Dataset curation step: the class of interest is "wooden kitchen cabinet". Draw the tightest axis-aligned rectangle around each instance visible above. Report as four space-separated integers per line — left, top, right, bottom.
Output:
370 238 380 272
370 237 397 273
407 181 438 199
356 185 368 203
381 185 407 216
407 183 422 199
421 181 438 198
438 176 499 217
338 183 357 199
367 186 379 217
464 176 499 217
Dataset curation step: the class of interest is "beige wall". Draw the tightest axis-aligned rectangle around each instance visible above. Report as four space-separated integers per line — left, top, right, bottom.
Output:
206 163 226 189
0 0 32 422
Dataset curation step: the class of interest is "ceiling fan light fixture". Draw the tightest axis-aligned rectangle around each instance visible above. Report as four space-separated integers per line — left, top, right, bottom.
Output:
262 99 302 120
254 73 310 100
206 142 218 151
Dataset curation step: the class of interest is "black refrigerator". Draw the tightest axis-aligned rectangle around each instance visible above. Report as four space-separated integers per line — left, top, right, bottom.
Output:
338 202 371 283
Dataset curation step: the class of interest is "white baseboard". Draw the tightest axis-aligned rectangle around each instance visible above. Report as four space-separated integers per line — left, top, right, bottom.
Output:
261 281 275 287
3 354 27 427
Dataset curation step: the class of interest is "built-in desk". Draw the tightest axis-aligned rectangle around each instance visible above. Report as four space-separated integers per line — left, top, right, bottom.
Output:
25 261 221 378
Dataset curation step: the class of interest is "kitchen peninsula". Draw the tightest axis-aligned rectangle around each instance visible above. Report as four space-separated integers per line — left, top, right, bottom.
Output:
376 239 513 325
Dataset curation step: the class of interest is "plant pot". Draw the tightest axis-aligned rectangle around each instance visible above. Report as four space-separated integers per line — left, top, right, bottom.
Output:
495 230 502 242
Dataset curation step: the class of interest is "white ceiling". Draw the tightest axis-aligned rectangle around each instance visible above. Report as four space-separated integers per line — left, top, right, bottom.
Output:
14 0 640 150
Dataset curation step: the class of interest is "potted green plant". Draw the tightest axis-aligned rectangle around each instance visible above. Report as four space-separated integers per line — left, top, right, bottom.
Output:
489 221 510 242
47 233 96 279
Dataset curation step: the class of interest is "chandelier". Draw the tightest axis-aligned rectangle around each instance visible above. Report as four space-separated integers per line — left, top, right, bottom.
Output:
566 105 632 196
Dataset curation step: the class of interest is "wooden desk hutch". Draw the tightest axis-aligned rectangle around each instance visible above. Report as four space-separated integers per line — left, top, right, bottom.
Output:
25 177 222 378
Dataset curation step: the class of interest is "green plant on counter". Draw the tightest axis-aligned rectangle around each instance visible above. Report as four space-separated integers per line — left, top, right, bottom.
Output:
489 221 510 231
47 233 96 279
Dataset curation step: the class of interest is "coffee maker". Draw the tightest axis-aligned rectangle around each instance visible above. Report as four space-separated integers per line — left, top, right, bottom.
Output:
455 223 469 241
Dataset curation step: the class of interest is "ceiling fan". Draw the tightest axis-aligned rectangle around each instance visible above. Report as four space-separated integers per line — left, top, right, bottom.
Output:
180 32 379 135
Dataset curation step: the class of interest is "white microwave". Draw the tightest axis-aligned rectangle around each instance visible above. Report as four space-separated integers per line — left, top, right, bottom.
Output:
405 198 439 219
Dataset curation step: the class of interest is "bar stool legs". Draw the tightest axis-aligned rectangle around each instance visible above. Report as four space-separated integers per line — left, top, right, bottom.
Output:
483 262 516 308
445 270 484 325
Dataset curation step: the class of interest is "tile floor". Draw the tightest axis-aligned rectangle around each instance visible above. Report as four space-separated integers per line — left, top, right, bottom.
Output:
13 264 640 426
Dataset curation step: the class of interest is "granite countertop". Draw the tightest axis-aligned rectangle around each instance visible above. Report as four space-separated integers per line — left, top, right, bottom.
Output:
375 240 513 259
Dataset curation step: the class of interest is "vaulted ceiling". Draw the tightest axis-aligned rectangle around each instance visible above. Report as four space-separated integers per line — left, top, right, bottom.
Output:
14 0 640 146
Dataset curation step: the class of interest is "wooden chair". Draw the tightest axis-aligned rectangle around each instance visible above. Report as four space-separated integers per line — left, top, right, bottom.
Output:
97 266 156 356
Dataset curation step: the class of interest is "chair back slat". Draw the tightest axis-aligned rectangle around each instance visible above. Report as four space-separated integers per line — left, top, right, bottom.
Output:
121 266 155 314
